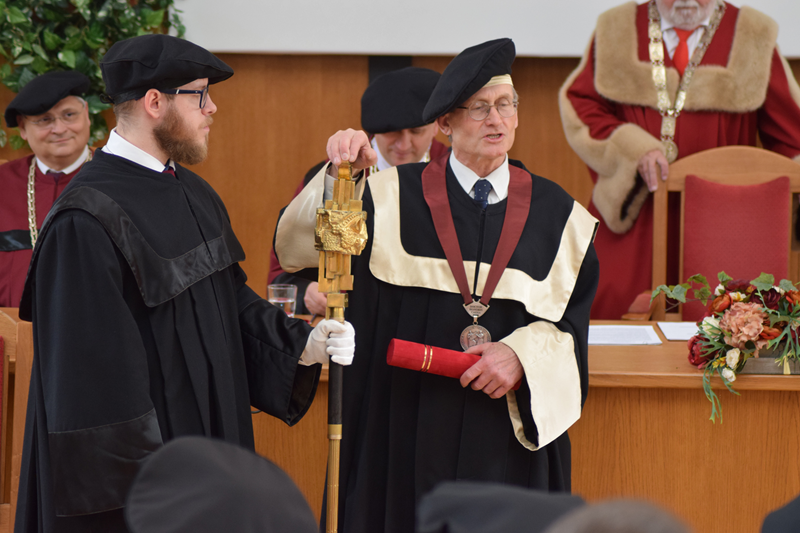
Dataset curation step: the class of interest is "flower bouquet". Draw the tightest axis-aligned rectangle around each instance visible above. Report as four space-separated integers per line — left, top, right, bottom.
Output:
652 272 800 422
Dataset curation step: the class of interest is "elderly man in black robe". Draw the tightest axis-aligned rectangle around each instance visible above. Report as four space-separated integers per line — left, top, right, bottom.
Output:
15 35 355 533
275 38 599 533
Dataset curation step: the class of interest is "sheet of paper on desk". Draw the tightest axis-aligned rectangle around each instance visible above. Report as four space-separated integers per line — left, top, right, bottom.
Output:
657 322 698 341
588 325 662 345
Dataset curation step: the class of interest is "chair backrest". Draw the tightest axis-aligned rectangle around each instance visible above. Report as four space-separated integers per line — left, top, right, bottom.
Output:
651 146 800 320
0 308 32 532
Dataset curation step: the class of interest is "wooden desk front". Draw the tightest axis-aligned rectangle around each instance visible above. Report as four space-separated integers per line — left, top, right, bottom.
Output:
570 322 800 533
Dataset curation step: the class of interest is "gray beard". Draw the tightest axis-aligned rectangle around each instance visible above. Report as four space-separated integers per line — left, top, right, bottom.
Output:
657 0 717 29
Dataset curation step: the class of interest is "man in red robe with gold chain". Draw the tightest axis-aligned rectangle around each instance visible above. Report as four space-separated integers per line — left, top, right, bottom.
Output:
560 0 800 319
0 71 93 307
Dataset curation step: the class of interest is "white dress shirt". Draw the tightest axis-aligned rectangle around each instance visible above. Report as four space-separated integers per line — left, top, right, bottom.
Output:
102 128 175 172
449 151 509 205
36 145 91 175
660 12 712 60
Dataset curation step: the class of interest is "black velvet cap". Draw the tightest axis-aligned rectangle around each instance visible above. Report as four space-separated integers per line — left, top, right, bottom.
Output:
361 67 441 134
762 492 800 533
101 34 233 104
125 437 318 533
417 481 585 533
422 38 515 123
5 70 90 127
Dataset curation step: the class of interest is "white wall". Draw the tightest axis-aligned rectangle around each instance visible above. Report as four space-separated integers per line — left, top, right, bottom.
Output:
177 0 800 58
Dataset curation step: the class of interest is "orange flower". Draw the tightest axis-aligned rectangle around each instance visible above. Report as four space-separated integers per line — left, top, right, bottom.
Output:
709 294 731 314
760 326 781 340
786 291 800 307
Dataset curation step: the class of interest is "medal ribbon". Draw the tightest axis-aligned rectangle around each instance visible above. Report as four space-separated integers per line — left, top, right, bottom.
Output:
421 153 532 308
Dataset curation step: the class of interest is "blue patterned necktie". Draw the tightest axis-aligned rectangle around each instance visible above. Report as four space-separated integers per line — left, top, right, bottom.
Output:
473 179 493 209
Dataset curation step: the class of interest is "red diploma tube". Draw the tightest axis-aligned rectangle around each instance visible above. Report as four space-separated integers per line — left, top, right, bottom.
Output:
386 339 520 390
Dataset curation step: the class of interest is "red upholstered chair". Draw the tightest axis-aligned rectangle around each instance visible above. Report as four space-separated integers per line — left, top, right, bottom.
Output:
646 146 800 321
681 175 789 320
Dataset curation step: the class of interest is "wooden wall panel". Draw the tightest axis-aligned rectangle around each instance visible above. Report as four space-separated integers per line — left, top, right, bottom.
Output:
252 382 329 521
2 56 798 298
189 54 368 298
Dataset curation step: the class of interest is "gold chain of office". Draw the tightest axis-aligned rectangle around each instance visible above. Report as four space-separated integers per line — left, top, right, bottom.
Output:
647 0 725 163
27 150 92 249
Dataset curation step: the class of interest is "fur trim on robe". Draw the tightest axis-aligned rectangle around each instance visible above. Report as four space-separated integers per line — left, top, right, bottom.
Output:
559 2 783 234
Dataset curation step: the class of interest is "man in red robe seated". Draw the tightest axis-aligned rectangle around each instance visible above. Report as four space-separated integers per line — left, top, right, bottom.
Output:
267 67 448 316
560 0 800 319
0 71 93 307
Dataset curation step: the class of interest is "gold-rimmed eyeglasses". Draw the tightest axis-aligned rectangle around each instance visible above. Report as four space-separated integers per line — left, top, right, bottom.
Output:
456 99 518 121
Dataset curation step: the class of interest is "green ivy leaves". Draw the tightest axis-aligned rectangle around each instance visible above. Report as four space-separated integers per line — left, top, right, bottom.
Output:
0 0 185 148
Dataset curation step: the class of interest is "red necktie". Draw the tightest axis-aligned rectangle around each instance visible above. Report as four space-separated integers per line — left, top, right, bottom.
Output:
673 28 696 76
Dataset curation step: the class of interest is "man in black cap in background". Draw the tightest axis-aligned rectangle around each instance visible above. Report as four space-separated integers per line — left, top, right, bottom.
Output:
276 38 599 533
268 66 447 316
0 71 92 307
15 35 355 533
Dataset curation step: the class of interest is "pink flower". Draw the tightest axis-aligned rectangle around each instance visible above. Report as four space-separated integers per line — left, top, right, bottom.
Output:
719 302 767 350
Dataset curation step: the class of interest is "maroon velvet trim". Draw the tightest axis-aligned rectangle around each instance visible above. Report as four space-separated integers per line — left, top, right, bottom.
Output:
421 154 532 306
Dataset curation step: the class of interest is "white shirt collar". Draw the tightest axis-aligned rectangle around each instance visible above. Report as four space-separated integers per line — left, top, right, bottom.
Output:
36 145 91 175
371 137 432 171
102 129 174 173
449 151 509 204
660 13 711 57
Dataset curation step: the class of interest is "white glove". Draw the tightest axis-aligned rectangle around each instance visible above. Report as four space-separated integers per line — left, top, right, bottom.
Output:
299 319 355 366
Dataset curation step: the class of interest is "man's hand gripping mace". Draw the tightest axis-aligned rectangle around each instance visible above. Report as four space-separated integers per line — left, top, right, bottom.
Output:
314 163 367 533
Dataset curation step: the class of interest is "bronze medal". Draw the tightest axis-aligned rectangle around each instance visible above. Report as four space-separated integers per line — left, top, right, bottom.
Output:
422 155 532 351
460 324 492 350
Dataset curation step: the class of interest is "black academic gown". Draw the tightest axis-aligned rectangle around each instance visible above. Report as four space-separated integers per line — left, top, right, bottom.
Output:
281 159 599 533
15 150 319 533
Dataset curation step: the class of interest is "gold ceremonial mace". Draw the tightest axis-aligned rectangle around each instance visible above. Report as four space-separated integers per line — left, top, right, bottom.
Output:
315 162 368 533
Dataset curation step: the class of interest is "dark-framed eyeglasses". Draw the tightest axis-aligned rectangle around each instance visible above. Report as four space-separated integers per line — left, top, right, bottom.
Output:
159 85 209 109
456 99 518 121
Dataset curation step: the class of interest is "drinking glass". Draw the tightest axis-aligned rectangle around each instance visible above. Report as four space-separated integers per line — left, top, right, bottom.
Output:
268 284 297 318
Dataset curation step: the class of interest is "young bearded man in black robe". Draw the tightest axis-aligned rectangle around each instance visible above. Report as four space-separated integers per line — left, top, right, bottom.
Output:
15 35 356 533
275 39 599 533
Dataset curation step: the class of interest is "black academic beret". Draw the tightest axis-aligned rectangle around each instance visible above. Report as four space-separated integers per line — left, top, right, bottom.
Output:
762 492 800 533
361 67 441 134
422 38 515 123
101 34 233 104
5 70 90 128
125 437 318 533
417 481 585 533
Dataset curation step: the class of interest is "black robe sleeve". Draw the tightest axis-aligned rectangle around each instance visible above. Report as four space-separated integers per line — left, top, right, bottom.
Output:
235 267 319 425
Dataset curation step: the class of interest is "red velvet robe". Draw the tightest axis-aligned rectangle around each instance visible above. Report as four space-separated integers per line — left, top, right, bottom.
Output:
562 2 800 319
0 155 80 308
